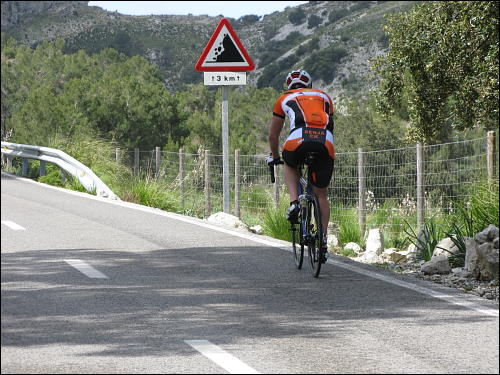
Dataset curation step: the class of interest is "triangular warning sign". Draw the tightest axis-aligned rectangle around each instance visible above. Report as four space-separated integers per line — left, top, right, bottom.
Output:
195 18 255 72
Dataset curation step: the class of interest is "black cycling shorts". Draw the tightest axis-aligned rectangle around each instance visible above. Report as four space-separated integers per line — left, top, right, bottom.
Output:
282 141 334 188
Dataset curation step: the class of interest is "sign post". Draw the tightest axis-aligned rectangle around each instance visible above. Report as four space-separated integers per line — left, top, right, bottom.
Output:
195 18 254 214
221 85 229 212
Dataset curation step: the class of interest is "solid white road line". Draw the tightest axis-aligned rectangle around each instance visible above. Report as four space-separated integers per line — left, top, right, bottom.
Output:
1 220 26 230
185 340 260 374
329 259 499 317
64 259 109 279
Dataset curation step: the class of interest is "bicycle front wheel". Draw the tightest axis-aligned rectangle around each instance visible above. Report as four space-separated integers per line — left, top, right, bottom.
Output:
307 195 323 278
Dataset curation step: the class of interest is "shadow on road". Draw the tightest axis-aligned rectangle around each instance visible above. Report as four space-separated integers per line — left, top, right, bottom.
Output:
1 244 497 358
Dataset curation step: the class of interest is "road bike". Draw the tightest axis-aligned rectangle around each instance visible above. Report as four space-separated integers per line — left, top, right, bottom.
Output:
269 153 325 278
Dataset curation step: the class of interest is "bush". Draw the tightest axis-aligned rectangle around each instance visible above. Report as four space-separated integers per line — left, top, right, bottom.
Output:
238 14 260 26
303 46 347 82
262 202 291 241
441 220 470 268
307 14 322 29
256 63 285 89
338 248 357 257
466 179 499 233
240 185 273 210
404 216 446 261
38 168 65 187
297 37 319 55
289 8 306 25
122 177 179 212
328 8 349 24
331 205 363 246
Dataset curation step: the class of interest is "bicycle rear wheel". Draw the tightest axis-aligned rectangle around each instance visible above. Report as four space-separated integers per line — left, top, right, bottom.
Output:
291 223 304 269
307 195 323 278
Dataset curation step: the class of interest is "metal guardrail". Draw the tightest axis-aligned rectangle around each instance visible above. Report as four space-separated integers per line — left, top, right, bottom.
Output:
1 141 119 200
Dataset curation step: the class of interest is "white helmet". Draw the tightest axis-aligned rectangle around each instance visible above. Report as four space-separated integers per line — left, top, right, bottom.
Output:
285 69 312 90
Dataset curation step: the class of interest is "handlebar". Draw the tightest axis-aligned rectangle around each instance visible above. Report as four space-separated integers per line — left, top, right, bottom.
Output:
268 159 284 183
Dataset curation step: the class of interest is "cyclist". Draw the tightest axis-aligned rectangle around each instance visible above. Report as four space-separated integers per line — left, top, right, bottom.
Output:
267 69 335 262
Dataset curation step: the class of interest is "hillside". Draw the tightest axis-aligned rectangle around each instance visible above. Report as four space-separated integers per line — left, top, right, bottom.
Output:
1 1 418 98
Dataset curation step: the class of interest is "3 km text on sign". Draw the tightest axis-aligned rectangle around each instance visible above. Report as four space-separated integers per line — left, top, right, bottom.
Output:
203 72 247 86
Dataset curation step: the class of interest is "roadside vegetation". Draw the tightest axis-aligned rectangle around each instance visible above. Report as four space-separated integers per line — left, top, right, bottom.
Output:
1 2 498 254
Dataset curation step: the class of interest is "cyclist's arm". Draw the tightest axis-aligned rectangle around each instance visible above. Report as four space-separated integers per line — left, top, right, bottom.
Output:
269 115 285 159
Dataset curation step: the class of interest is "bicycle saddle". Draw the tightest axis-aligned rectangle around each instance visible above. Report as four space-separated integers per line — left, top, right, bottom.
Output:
304 152 319 166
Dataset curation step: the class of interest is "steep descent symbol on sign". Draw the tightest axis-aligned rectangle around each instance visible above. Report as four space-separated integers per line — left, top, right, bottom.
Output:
210 34 244 63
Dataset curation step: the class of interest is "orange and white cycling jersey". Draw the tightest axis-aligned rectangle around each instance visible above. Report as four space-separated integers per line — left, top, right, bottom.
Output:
273 88 335 159
273 88 334 131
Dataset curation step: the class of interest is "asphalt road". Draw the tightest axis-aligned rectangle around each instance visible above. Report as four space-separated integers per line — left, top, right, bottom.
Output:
1 172 498 374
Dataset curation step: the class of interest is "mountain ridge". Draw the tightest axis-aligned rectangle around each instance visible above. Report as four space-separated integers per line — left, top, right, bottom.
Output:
1 1 418 99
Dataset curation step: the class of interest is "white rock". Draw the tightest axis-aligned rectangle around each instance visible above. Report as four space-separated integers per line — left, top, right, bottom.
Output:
366 228 384 255
344 242 363 254
207 212 249 231
249 225 263 235
327 234 339 250
362 253 383 264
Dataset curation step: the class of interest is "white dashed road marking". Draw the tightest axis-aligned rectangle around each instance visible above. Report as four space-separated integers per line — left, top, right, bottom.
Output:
185 340 260 374
64 259 109 279
1 220 26 230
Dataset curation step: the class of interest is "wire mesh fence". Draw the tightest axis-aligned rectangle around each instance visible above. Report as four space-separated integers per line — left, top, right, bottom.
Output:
117 132 497 246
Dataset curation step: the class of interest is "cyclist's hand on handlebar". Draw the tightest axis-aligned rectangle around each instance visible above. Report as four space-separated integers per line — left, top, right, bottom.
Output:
266 153 284 166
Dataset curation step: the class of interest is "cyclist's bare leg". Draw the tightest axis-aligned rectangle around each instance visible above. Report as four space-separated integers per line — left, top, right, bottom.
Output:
312 185 330 235
284 163 300 202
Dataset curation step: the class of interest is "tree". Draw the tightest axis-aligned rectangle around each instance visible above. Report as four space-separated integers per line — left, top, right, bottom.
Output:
307 14 322 29
237 14 260 26
304 46 347 82
289 8 306 25
334 96 407 152
372 1 499 143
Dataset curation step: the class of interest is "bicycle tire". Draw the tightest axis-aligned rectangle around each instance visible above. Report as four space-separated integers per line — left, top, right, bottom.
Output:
307 194 323 278
291 223 304 269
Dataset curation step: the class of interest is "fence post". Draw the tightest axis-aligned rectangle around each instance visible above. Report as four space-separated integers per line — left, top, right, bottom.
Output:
487 131 496 182
22 158 29 177
205 150 211 217
155 146 161 179
274 163 280 209
358 148 366 238
39 160 46 177
134 148 139 175
179 148 184 208
416 142 425 230
235 149 241 218
115 148 121 163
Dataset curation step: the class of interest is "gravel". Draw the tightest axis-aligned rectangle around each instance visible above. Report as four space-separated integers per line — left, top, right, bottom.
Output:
368 259 499 303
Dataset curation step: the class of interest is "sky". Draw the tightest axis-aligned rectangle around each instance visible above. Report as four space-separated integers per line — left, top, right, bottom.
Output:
87 1 308 19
